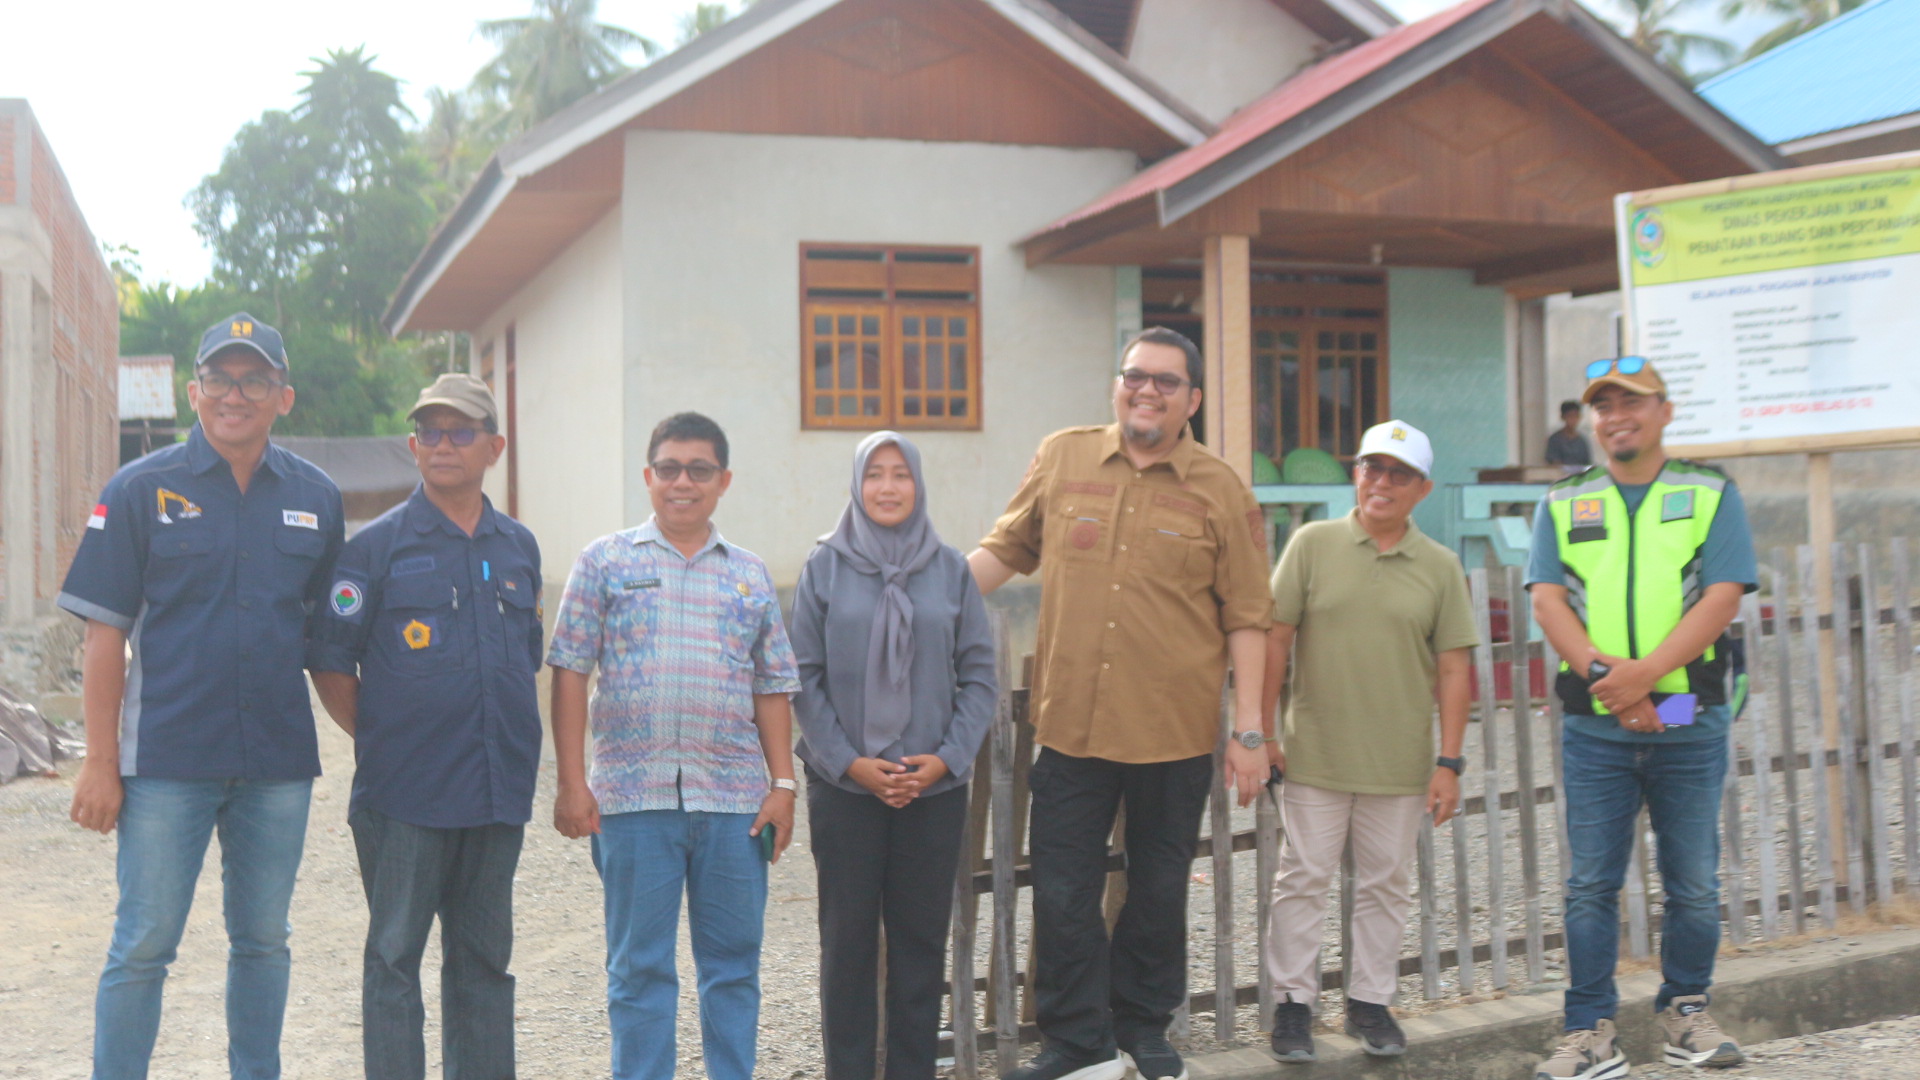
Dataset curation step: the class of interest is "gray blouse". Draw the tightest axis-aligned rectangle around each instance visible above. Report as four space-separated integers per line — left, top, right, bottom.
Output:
790 543 998 797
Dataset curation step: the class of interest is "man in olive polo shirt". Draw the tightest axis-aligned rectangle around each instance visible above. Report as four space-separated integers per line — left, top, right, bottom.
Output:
1258 420 1477 1064
969 327 1273 1080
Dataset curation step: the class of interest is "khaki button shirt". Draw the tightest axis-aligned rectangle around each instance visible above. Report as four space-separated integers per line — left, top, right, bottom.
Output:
979 424 1273 763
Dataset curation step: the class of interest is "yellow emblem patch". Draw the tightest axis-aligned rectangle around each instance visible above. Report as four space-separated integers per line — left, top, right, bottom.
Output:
402 620 433 650
736 581 751 597
1571 498 1605 526
156 488 203 524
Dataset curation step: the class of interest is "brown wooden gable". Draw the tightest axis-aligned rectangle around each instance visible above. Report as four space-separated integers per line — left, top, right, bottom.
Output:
625 0 1190 156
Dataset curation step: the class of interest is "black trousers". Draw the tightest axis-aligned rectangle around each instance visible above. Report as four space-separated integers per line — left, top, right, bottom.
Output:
807 771 970 1080
1029 747 1214 1057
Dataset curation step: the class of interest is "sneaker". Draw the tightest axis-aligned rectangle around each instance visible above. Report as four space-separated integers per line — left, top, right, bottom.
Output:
1268 1001 1315 1063
1534 1019 1628 1080
1344 998 1407 1056
1659 996 1745 1068
1003 1046 1126 1080
1118 1033 1188 1080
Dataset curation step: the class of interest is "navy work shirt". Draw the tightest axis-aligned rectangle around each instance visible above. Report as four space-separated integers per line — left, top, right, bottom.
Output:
56 424 345 779
306 485 543 828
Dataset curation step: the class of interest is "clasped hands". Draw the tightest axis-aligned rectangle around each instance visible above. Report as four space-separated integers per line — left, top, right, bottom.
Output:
847 754 949 808
1588 653 1666 734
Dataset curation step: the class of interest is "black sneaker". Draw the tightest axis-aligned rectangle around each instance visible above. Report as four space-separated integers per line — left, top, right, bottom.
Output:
1118 1033 1188 1080
1268 1001 1315 1063
1344 998 1407 1056
1003 1046 1126 1080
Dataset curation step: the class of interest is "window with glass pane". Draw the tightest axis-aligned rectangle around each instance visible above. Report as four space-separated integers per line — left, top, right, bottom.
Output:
801 244 981 429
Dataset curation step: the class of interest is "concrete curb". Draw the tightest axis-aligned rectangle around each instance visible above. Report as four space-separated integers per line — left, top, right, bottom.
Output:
1189 928 1920 1080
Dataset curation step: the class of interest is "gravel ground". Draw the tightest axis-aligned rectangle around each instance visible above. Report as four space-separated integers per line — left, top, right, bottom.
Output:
1628 1013 1920 1079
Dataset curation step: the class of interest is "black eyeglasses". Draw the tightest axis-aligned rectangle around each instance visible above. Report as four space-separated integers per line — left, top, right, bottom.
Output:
198 371 285 402
415 427 485 447
1119 367 1190 394
1356 457 1422 487
1585 356 1649 379
651 460 721 483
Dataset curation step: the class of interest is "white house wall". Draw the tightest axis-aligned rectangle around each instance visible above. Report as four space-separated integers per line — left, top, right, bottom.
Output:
1127 0 1323 124
620 129 1138 585
475 206 625 581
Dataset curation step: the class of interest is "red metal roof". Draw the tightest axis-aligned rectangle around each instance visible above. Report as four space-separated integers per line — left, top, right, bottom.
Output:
1037 0 1502 233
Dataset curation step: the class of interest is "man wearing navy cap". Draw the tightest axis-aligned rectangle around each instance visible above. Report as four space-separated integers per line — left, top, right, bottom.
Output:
59 313 344 1079
309 373 543 1080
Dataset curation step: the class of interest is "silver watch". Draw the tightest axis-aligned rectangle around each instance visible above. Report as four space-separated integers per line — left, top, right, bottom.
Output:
1233 729 1267 750
771 778 797 793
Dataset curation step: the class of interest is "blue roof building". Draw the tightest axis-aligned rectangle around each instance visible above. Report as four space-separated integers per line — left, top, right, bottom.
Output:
1699 0 1920 162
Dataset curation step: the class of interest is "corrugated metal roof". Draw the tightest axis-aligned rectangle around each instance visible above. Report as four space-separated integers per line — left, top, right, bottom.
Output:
118 356 175 420
1698 0 1920 145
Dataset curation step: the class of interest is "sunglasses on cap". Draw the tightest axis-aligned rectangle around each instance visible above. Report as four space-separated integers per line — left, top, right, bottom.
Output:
1585 356 1649 379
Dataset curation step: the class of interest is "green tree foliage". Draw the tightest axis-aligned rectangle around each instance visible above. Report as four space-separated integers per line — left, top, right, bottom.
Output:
419 88 497 204
1723 0 1867 59
1614 0 1736 79
474 0 659 137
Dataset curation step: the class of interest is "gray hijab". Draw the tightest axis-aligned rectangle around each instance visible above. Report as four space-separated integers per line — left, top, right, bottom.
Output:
820 431 945 756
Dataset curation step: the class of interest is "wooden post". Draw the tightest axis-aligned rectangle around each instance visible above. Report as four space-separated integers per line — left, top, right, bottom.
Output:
1769 549 1807 936
989 614 1020 1068
1889 537 1920 893
1202 234 1254 484
1470 570 1510 988
1808 453 1849 893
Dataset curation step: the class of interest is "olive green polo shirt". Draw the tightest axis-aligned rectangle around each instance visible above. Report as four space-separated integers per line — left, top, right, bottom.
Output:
1271 510 1479 795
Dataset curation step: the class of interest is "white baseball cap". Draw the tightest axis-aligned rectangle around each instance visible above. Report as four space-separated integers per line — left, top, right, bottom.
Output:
1355 419 1434 477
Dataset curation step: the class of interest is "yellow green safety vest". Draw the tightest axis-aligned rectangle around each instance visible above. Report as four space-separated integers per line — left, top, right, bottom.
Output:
1546 460 1732 715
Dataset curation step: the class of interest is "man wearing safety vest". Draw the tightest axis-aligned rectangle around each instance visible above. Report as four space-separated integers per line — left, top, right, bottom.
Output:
1524 357 1756 1080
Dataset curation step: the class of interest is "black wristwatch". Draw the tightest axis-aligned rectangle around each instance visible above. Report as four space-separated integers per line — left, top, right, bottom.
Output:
1435 755 1465 775
1587 660 1612 684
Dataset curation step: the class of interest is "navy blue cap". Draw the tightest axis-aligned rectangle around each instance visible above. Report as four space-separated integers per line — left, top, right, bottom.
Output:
195 312 288 371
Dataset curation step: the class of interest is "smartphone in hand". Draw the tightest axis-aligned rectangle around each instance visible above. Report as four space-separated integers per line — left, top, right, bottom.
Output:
758 822 777 862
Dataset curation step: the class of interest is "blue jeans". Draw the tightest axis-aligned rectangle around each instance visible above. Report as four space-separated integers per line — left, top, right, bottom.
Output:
93 777 312 1080
1560 727 1727 1030
350 808 524 1080
591 809 767 1080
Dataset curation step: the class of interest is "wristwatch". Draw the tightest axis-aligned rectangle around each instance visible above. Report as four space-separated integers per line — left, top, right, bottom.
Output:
771 778 797 793
1587 660 1612 684
1233 729 1267 750
1435 756 1465 775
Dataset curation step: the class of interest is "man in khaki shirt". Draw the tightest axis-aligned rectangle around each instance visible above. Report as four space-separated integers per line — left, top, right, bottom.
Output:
1259 420 1477 1065
970 327 1272 1080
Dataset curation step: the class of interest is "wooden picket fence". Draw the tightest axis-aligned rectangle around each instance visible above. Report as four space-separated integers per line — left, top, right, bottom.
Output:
938 538 1920 1074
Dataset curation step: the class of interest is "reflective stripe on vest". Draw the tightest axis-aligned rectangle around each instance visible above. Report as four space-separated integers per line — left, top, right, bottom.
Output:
1547 462 1727 713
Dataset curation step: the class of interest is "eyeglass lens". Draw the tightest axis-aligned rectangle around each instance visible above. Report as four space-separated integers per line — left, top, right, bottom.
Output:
1120 368 1185 393
199 372 281 402
416 428 481 447
652 461 719 482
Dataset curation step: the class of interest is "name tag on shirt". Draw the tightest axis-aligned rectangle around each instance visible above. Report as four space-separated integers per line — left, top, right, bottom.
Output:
624 578 661 590
283 510 319 530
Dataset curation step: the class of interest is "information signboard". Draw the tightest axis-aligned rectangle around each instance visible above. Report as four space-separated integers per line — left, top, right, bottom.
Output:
1616 152 1920 457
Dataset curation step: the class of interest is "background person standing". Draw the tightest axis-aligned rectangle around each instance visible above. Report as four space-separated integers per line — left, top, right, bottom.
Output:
1259 421 1477 1064
1546 400 1593 469
59 314 343 1079
309 374 542 1080
790 431 997 1080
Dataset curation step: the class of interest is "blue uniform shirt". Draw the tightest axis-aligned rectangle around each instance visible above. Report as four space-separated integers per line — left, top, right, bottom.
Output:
1525 477 1758 743
306 485 543 828
56 424 345 779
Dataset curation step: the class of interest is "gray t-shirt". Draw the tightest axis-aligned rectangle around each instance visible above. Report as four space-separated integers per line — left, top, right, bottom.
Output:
1525 477 1756 742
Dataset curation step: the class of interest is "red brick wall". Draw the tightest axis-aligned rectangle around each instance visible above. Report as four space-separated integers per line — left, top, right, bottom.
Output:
0 114 14 204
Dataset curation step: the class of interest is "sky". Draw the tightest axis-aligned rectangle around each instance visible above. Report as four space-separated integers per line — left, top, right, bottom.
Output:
0 0 1767 291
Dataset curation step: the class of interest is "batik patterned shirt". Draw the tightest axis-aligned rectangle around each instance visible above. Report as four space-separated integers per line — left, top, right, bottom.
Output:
545 518 800 815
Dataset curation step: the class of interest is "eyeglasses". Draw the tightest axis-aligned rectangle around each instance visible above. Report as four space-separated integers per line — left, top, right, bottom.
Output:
414 427 485 447
1356 457 1423 487
197 371 285 403
1585 356 1649 379
1119 367 1190 394
651 460 721 483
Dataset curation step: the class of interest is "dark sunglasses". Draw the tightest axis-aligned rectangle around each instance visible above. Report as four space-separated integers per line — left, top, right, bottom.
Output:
651 460 721 483
415 427 485 447
1119 367 1190 394
1585 356 1649 379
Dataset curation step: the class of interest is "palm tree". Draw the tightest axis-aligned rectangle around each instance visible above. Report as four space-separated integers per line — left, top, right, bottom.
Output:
419 88 495 199
1614 0 1737 80
1722 0 1867 59
677 2 740 44
474 0 660 136
297 46 413 188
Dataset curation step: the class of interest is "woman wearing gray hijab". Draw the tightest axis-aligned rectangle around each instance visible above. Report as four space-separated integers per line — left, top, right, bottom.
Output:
791 430 997 1080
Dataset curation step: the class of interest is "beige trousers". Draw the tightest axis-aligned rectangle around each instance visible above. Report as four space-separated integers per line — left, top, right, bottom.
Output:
1263 780 1426 1008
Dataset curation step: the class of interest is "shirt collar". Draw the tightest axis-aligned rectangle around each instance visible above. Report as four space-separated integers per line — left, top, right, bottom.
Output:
1343 507 1422 558
633 516 729 559
1099 422 1197 481
184 422 284 478
405 483 501 537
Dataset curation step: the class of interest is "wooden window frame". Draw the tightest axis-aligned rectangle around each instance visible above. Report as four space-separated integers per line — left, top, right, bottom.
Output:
799 243 982 431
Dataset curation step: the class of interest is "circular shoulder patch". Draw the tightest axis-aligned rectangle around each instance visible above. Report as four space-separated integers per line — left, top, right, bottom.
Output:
330 581 364 617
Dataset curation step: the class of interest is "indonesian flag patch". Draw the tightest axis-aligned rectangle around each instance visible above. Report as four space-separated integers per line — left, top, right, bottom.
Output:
87 504 108 530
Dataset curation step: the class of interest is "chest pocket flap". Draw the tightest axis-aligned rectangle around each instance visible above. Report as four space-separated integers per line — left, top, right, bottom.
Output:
275 526 326 559
499 569 537 610
385 573 454 611
151 531 216 559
